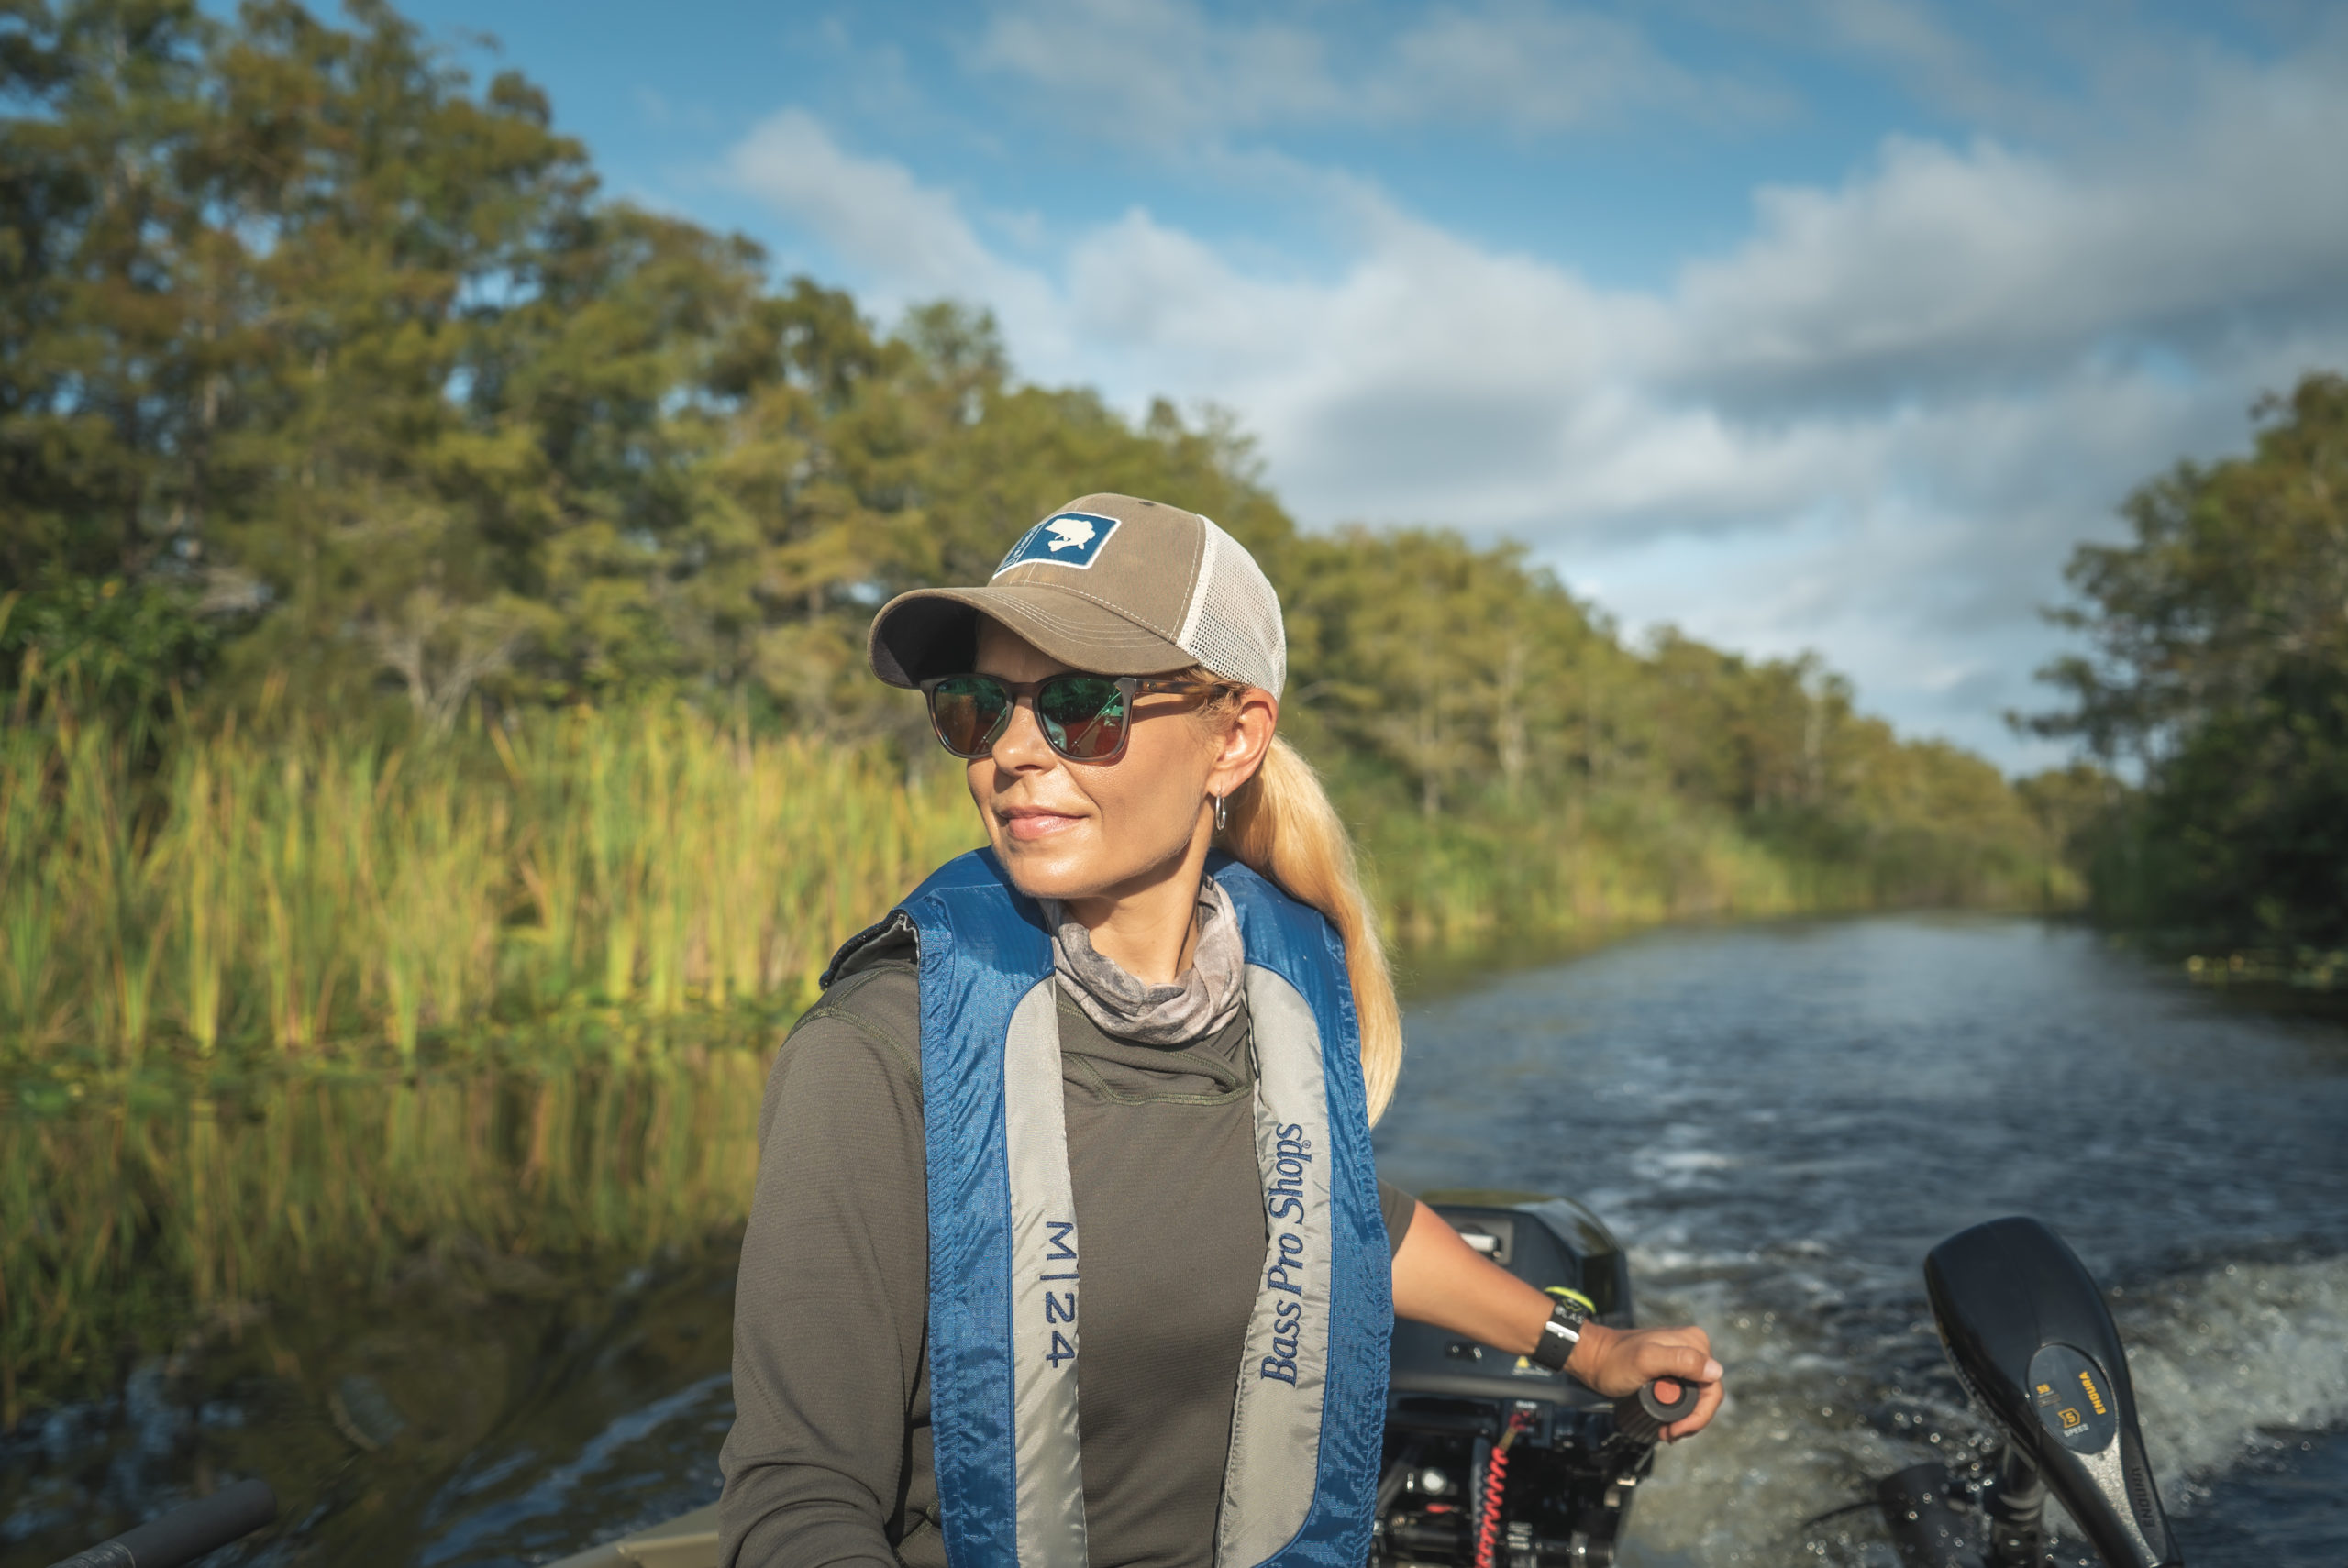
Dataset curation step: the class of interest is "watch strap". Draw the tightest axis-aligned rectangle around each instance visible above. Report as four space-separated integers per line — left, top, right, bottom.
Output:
1529 1290 1592 1373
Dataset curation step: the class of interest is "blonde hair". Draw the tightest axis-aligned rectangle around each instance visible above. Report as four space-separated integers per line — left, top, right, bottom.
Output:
1209 716 1403 1125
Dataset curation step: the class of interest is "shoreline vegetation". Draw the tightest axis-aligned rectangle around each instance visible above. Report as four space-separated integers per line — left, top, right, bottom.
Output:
2 697 976 1083
3 685 2073 1089
4 0 2077 1430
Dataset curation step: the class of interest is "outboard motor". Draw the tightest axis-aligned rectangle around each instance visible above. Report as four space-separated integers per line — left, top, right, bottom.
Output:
1881 1216 2182 1568
1375 1191 1687 1568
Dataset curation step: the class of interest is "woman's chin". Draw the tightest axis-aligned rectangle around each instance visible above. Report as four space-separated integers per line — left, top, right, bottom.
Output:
991 837 1102 903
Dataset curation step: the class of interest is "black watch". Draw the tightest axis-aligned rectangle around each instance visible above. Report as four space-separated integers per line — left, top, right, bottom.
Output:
1528 1292 1591 1373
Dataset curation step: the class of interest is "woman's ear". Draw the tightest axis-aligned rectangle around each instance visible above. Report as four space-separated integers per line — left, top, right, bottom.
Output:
1209 689 1279 796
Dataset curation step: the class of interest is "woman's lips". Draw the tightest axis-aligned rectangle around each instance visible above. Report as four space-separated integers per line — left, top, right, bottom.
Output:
1001 808 1083 842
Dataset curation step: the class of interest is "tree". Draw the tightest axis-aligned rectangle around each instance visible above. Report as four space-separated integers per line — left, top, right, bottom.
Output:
2025 373 2348 944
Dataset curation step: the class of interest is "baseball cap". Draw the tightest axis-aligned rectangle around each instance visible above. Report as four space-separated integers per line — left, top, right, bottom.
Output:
866 492 1288 695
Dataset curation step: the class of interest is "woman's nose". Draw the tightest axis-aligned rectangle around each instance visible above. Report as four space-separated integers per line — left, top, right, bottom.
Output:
989 694 1057 769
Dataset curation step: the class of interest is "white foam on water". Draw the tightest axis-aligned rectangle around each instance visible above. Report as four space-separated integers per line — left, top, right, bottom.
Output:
1615 1270 1925 1568
1634 1149 1741 1180
1612 1250 2348 1567
2112 1253 2348 1488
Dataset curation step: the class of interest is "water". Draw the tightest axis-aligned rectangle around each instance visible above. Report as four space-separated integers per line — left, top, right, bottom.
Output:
1378 914 2348 1565
0 1251 741 1568
6 915 2344 1567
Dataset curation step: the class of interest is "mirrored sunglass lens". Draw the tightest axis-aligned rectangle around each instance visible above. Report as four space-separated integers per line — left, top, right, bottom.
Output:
929 677 1008 755
1036 677 1127 758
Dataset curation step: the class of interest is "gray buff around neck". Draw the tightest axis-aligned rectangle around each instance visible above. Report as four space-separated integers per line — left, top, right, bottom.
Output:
1047 876 1246 1046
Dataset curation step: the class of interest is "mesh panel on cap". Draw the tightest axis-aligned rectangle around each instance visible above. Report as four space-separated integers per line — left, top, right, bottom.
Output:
1174 515 1287 694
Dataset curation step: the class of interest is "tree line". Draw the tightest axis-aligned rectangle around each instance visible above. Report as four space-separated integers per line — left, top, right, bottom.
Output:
2023 372 2348 956
4 0 2063 958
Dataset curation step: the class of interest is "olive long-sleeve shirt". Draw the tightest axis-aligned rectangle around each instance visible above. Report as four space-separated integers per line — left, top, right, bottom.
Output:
717 932 1414 1568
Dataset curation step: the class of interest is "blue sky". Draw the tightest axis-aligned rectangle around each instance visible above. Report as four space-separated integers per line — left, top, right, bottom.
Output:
394 0 2348 767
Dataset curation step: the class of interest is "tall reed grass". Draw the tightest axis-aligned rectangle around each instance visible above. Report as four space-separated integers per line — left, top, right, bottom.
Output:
3 692 2062 1067
1 702 976 1069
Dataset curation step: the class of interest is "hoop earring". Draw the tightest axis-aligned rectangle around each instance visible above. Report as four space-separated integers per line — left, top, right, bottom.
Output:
1213 792 1228 833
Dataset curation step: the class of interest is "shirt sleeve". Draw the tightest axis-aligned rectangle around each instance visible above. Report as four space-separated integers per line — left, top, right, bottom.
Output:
719 969 930 1568
1378 1177 1417 1259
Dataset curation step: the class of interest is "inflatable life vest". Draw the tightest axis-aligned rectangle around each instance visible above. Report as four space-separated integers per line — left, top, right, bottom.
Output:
834 849 1391 1568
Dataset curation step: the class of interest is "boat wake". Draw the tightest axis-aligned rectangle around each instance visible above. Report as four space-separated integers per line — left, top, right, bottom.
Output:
1617 1246 2348 1566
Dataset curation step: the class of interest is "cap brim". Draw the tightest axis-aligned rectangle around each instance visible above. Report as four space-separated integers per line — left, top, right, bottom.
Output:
868 584 1196 688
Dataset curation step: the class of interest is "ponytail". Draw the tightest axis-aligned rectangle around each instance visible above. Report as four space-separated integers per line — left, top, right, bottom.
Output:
1218 734 1403 1124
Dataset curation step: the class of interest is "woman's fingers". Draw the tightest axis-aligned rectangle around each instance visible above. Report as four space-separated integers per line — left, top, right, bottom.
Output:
1619 1329 1725 1439
1663 1376 1726 1441
1632 1334 1722 1386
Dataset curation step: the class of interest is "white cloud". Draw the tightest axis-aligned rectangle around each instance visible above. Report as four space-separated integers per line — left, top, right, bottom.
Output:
1671 75 2348 403
969 0 1769 146
723 109 1071 360
971 0 1337 144
1789 0 2005 117
723 32 2348 767
1374 3 1752 130
725 109 1001 298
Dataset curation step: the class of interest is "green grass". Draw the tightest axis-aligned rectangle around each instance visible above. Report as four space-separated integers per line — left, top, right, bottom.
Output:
1 701 977 1074
2 693 2071 1073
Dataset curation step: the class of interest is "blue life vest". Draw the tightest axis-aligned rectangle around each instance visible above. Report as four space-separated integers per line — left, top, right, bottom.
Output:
845 848 1392 1568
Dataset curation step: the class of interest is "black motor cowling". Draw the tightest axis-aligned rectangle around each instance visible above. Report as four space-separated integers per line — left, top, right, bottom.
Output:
1376 1191 1653 1568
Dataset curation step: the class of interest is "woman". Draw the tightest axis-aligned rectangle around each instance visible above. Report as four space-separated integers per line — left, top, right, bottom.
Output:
719 493 1723 1568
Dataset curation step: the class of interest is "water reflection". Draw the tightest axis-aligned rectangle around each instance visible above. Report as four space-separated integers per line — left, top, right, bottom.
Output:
2 1055 762 1568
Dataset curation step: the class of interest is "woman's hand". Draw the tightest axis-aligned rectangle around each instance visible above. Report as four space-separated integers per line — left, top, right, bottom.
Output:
1391 1199 1725 1441
1564 1321 1724 1441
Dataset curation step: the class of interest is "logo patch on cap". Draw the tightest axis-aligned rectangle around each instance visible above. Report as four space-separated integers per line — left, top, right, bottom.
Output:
993 512 1121 576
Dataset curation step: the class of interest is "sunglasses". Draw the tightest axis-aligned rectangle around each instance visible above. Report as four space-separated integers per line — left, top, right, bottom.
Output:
918 673 1227 763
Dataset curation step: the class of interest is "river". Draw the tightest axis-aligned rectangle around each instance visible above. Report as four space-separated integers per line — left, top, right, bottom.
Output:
5 915 2343 1568
1380 914 2348 1565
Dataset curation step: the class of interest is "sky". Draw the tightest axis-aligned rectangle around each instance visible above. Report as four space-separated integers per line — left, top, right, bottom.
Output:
392 0 2348 769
